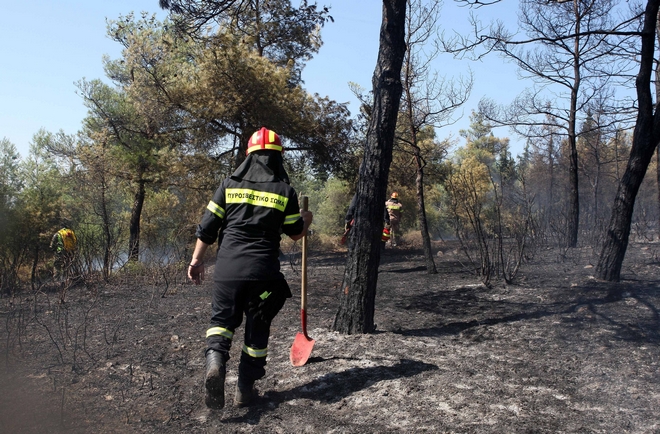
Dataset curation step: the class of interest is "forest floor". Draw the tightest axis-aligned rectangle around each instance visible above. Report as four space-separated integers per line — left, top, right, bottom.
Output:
1 239 659 433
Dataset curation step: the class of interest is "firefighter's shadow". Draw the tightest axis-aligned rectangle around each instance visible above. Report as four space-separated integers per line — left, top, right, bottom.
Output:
224 358 437 423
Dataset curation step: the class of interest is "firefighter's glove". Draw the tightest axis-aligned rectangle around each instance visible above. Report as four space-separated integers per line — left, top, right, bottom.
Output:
248 282 292 323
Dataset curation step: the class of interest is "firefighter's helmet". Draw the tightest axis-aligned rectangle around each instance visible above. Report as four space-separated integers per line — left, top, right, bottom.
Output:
391 192 398 199
246 127 283 155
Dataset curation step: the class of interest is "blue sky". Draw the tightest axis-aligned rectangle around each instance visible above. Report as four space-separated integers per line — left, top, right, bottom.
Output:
1 0 525 158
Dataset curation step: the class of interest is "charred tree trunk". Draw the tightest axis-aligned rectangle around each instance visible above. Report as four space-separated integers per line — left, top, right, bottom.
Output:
567 127 580 248
414 150 437 274
333 0 407 334
656 11 660 240
100 179 112 280
30 244 39 291
657 147 660 238
129 177 146 262
596 0 660 281
549 134 555 209
566 12 581 248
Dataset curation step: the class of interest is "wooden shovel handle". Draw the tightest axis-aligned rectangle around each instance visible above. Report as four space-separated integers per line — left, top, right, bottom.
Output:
301 196 308 314
291 195 314 366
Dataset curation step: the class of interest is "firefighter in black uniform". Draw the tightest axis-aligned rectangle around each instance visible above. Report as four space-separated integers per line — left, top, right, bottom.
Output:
343 193 391 249
188 127 312 410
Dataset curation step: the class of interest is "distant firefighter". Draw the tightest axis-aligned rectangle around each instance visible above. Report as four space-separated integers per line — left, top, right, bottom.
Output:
385 192 403 247
50 228 77 277
342 193 390 247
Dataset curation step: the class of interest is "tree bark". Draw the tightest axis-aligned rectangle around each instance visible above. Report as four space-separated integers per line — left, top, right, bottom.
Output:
596 0 660 281
414 150 437 274
566 0 581 248
100 178 112 280
129 177 146 262
30 245 39 291
567 135 580 248
657 147 660 238
656 10 660 240
333 0 407 334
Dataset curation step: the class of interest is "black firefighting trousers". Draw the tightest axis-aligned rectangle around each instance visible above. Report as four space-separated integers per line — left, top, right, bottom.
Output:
206 279 291 383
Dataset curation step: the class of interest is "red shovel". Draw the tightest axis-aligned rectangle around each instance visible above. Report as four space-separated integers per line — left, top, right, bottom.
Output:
290 196 315 366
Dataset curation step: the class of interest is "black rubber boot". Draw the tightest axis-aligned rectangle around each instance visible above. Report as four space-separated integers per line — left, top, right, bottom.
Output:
234 378 256 407
204 350 226 410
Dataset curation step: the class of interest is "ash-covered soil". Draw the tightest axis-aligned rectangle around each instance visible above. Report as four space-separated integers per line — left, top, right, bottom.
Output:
1 242 659 433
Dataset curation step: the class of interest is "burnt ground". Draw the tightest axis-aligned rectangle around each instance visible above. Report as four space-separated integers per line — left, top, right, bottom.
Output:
1 241 659 433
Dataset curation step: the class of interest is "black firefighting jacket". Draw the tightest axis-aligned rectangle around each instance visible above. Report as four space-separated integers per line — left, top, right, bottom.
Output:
196 168 303 281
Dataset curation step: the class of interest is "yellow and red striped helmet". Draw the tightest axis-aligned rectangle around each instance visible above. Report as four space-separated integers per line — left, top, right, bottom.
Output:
246 127 283 155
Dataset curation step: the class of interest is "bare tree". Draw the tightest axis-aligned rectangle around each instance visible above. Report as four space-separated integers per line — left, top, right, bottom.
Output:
597 0 660 281
455 0 637 248
576 106 622 230
397 0 472 274
527 113 562 243
333 0 407 334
